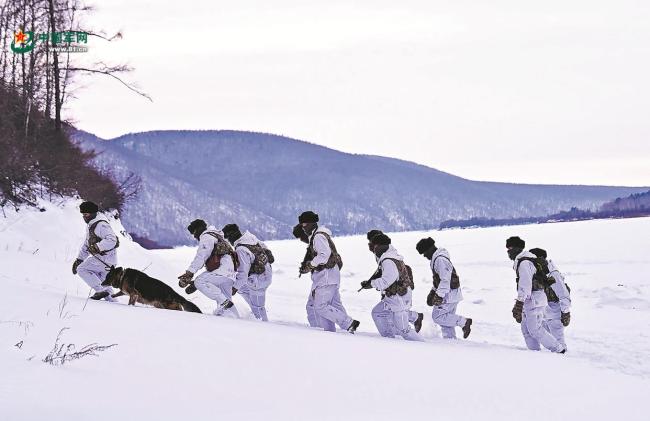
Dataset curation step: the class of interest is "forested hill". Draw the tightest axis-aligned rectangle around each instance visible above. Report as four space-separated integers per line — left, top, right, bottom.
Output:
73 129 648 246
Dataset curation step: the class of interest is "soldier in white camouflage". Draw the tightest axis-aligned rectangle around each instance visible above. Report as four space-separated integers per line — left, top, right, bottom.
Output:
365 230 423 333
178 219 239 318
298 211 360 333
360 234 424 341
506 236 565 353
529 248 571 350
72 201 119 301
416 237 472 339
223 223 274 321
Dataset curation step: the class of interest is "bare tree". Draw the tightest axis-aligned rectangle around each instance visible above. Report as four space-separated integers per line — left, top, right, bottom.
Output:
0 0 145 209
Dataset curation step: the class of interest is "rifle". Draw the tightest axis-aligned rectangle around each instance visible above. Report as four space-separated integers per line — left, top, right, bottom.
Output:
358 267 383 292
298 247 312 278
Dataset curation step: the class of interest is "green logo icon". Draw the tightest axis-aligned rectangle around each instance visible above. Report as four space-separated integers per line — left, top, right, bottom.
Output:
10 28 88 54
10 29 36 54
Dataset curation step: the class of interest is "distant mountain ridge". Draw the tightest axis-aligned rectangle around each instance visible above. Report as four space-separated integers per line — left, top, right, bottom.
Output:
72 129 648 247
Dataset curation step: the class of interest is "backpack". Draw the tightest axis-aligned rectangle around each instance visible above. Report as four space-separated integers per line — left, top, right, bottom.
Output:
516 256 554 292
431 255 460 290
306 231 343 272
381 258 415 297
545 271 571 303
205 232 239 272
237 243 274 275
88 220 120 255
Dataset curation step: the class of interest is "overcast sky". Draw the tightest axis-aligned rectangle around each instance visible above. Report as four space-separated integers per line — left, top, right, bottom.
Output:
68 0 650 186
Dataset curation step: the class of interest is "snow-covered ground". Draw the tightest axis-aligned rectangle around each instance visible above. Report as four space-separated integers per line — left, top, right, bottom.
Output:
1 200 649 420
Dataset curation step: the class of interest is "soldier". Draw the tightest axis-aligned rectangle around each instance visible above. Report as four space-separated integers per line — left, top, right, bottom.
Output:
72 201 119 301
360 234 424 341
416 237 472 339
506 236 565 353
178 219 239 318
366 230 423 333
222 224 273 321
293 223 319 327
294 223 311 277
293 223 309 244
529 248 571 350
298 211 360 333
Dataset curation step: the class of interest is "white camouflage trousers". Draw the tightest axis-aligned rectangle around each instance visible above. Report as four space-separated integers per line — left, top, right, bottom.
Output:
371 291 424 341
431 302 466 339
522 307 564 352
237 284 269 321
194 271 239 318
543 302 566 349
77 256 115 299
306 285 353 332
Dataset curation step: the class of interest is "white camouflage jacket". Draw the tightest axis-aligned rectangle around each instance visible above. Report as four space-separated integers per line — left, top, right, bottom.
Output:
307 226 340 289
187 226 235 279
77 215 118 264
371 245 404 292
430 248 463 304
547 259 571 313
233 230 272 290
513 250 548 310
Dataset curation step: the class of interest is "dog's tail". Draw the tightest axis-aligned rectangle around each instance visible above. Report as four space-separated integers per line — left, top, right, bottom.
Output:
181 298 202 313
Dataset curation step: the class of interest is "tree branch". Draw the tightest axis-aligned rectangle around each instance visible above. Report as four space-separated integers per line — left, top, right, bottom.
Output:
66 66 152 101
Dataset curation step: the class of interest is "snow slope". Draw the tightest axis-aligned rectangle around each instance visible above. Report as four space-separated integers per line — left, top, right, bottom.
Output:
1 200 649 420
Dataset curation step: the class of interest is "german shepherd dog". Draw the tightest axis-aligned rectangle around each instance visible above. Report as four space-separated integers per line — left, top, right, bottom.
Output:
102 267 202 313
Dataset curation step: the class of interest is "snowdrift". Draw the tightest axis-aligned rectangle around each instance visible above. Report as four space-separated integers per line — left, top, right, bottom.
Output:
1 200 649 420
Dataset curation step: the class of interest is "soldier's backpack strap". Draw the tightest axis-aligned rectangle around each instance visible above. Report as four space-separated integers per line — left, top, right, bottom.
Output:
379 257 411 297
88 220 119 255
516 257 545 291
206 232 239 270
431 254 460 289
307 231 343 272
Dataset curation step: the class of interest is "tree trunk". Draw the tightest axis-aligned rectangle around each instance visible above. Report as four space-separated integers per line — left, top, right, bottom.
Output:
47 0 61 131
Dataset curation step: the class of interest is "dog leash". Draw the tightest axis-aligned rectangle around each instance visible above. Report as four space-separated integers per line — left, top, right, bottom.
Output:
88 250 113 270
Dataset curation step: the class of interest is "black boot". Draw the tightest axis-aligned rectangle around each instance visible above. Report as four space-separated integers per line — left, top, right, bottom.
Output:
90 291 109 300
462 318 472 339
414 313 424 333
222 299 234 310
347 320 360 334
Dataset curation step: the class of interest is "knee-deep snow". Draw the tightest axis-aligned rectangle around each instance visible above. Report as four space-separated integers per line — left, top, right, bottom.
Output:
1 200 649 420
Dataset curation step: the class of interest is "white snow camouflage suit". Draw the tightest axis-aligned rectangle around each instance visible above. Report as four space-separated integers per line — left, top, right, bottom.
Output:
370 245 424 341
513 250 565 353
187 226 239 318
305 227 354 332
429 248 468 339
233 231 273 321
543 259 571 349
76 215 118 299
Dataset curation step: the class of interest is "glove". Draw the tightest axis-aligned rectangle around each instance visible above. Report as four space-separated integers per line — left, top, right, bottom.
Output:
232 287 238 295
178 271 194 288
88 243 101 255
426 289 443 306
299 262 312 275
561 312 571 327
185 282 197 295
72 259 83 275
360 280 373 290
512 300 524 323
